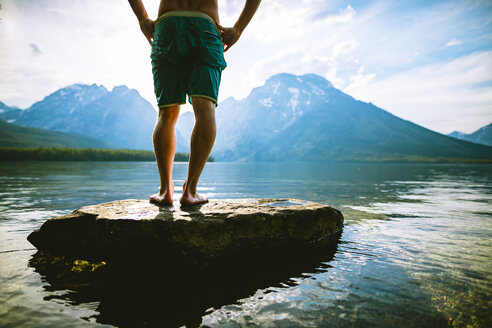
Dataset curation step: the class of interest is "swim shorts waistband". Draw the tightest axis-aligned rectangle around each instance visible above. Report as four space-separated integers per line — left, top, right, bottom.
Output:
154 11 220 33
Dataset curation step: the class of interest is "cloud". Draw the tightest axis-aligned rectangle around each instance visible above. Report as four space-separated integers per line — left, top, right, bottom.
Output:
314 5 356 24
218 0 244 21
446 38 462 47
0 0 157 108
332 39 359 58
345 51 492 133
29 43 41 55
345 66 376 92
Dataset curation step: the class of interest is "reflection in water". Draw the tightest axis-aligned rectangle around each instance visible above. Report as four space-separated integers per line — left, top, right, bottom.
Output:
202 222 451 327
1 162 491 327
29 237 341 327
347 178 492 327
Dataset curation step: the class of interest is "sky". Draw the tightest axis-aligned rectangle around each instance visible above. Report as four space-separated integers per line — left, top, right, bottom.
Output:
1 0 491 134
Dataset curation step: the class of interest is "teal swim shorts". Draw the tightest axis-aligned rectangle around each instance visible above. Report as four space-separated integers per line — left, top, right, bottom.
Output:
150 11 227 108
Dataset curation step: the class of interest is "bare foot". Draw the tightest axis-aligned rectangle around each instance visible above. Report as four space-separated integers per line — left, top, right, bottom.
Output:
180 180 208 206
180 192 208 206
149 183 174 205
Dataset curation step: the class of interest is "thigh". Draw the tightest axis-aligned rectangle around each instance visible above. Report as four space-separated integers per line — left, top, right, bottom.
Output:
152 61 187 108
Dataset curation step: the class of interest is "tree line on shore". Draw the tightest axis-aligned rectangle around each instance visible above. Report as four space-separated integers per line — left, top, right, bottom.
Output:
0 147 214 162
1 147 488 163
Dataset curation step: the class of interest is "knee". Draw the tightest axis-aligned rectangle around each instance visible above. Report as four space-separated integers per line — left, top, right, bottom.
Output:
192 98 216 123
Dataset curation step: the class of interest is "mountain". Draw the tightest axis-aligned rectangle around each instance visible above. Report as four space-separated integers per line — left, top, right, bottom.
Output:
447 123 492 146
5 84 157 150
207 73 492 161
0 101 22 123
0 119 112 148
3 75 491 161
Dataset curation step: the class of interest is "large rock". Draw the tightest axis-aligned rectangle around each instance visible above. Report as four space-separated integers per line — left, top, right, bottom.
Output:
28 198 343 265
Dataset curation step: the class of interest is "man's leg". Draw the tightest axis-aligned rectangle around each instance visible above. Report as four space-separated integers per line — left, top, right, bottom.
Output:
180 97 216 206
150 105 180 205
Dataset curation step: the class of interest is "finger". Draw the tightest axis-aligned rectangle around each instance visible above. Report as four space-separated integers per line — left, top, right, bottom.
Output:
147 36 152 46
217 23 224 31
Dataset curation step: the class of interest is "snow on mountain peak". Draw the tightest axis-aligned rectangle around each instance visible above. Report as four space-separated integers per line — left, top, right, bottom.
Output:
264 73 333 95
288 87 299 110
260 98 273 107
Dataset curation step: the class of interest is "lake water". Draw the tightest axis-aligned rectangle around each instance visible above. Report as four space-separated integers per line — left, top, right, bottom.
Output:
0 161 491 327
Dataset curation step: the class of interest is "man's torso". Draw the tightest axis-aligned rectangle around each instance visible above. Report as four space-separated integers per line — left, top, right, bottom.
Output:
158 0 220 23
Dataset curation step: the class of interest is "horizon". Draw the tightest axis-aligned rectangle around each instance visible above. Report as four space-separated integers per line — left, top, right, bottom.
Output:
1 0 492 134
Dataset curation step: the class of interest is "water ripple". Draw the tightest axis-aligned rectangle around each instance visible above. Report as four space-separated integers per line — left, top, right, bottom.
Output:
1 162 491 327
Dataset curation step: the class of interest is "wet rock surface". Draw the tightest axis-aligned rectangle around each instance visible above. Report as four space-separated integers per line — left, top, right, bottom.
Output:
28 198 344 264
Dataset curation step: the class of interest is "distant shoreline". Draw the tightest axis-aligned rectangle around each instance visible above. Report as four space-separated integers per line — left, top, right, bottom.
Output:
338 157 492 164
0 147 214 162
0 147 490 163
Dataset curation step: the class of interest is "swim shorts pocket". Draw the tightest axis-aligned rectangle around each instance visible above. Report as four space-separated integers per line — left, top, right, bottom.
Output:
203 29 220 38
197 23 227 70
